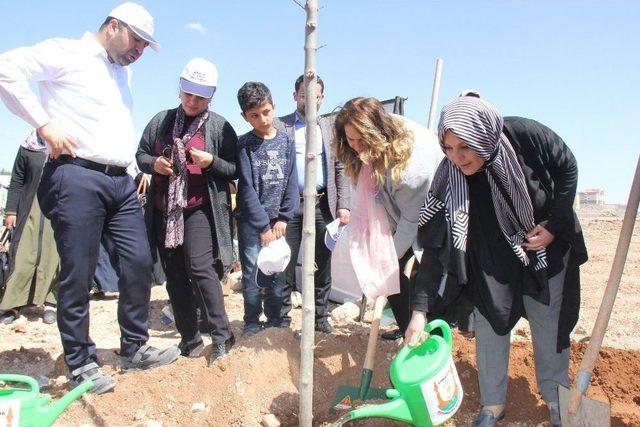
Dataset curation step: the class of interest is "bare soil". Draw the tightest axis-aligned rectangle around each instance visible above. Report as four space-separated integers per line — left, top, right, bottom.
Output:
1 218 639 426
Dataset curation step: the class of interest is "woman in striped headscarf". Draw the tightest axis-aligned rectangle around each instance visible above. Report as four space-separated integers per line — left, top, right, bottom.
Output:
406 95 587 427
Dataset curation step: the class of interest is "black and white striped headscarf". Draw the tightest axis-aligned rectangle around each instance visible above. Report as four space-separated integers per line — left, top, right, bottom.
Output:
418 96 547 271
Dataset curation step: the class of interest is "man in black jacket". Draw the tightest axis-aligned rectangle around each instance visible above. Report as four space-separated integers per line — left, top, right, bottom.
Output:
274 75 351 333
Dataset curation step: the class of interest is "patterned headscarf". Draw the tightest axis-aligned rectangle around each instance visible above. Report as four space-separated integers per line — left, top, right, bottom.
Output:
164 106 208 248
418 96 547 271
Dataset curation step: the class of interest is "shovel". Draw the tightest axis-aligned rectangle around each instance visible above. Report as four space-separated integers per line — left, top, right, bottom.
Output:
559 156 640 426
332 295 388 409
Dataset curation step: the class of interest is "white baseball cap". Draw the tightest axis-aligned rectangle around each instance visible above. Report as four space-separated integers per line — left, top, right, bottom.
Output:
180 57 218 99
255 237 291 289
257 237 291 276
324 219 347 252
108 2 159 51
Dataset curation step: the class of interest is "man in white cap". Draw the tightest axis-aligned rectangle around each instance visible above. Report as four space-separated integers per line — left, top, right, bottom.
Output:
0 2 180 394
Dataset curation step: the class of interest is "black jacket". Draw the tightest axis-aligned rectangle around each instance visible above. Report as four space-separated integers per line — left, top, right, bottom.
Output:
136 108 238 276
412 116 588 352
5 146 47 274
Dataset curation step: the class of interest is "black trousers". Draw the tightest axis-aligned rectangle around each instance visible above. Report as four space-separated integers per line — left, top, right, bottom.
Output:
155 206 231 347
38 161 153 371
387 249 415 333
281 194 333 324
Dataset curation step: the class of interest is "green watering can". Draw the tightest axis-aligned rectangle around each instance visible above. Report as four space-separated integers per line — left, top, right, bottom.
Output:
0 374 93 427
337 319 463 426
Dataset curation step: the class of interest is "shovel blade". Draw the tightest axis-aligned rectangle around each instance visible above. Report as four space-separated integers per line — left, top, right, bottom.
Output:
558 385 611 427
332 385 388 410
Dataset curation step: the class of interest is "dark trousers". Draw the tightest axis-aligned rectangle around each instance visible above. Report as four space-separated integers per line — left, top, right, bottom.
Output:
281 195 333 324
92 240 119 292
155 206 231 346
38 161 153 372
387 249 415 333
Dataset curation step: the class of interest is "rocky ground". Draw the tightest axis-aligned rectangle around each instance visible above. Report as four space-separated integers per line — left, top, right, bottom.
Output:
0 218 639 426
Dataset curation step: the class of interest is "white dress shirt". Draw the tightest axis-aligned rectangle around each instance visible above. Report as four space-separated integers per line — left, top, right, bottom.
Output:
293 114 325 193
0 33 136 167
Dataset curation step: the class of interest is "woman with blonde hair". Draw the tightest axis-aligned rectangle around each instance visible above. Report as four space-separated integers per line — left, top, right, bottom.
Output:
332 97 442 337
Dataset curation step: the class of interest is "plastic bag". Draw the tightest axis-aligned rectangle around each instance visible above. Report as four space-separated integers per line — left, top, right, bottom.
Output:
331 164 400 299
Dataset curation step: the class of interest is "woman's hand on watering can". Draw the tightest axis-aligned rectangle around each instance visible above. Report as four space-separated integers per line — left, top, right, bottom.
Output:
405 310 429 348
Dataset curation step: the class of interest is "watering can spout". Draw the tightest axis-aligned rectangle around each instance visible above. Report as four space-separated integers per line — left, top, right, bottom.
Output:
40 380 94 425
346 391 413 425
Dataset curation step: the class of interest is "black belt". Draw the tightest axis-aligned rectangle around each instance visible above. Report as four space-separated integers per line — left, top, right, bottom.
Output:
57 155 127 176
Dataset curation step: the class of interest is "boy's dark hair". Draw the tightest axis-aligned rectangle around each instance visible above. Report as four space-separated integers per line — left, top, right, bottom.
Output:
237 82 273 113
294 75 324 94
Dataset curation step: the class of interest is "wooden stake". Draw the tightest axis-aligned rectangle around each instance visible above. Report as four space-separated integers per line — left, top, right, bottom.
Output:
300 1 319 425
427 58 444 130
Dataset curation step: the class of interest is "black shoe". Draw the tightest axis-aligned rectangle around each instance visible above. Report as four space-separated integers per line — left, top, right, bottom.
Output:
242 322 264 337
1 309 18 325
43 307 56 325
208 334 235 365
381 328 403 341
265 317 289 328
315 321 335 333
472 408 505 427
178 340 205 358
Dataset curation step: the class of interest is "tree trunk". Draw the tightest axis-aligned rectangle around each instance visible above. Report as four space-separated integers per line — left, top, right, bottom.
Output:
299 1 319 426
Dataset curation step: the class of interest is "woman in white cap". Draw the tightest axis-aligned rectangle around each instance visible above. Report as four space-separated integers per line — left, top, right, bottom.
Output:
136 57 237 364
406 94 588 427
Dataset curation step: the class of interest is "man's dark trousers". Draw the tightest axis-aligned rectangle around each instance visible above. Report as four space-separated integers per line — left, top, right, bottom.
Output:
38 161 153 372
281 194 333 325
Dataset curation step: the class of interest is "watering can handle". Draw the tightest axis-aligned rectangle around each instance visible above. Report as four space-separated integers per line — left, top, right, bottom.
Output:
0 374 39 398
395 319 452 360
424 319 453 344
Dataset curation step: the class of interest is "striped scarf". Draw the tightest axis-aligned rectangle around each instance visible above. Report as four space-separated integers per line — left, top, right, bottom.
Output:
418 97 547 271
164 106 208 248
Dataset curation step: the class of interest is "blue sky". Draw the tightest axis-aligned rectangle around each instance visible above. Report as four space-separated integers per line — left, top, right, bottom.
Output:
0 1 638 203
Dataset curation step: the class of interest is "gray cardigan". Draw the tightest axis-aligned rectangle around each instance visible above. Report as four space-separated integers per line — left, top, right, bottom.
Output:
378 116 443 258
136 108 238 275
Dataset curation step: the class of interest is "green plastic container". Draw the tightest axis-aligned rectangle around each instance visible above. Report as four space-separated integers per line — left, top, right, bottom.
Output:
0 374 93 427
341 319 463 426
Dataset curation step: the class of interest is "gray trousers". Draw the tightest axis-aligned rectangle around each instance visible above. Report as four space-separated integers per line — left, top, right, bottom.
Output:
475 254 570 406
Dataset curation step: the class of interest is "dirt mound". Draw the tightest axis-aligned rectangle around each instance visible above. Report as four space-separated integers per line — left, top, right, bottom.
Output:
3 324 639 426
1 219 639 426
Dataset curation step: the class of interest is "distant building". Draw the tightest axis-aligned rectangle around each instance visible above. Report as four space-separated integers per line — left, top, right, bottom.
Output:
578 188 605 206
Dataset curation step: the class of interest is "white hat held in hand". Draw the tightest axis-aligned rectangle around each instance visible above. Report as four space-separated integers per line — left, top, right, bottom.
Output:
108 2 159 51
180 57 218 99
257 237 291 275
255 237 291 289
324 218 347 252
